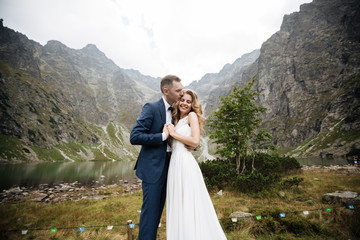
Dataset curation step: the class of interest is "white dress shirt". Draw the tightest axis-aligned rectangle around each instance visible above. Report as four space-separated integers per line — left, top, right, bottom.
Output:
162 97 173 152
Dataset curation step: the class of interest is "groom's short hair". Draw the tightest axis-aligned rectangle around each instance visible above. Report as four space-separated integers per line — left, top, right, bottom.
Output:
161 75 181 93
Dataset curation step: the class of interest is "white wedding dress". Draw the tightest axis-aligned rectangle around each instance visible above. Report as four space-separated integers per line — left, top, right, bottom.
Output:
166 116 227 240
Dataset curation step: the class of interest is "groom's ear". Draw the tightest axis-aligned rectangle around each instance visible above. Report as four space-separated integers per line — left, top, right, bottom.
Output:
163 87 169 95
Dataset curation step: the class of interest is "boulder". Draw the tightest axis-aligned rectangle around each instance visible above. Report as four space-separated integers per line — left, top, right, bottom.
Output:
322 191 360 205
229 211 253 222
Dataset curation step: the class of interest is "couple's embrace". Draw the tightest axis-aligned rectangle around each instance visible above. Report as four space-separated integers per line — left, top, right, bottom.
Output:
130 75 227 240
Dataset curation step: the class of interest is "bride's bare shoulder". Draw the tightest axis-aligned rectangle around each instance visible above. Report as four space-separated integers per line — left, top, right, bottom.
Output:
188 112 198 124
188 111 197 118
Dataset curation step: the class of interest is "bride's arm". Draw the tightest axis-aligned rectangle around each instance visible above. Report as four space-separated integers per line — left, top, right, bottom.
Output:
167 112 200 148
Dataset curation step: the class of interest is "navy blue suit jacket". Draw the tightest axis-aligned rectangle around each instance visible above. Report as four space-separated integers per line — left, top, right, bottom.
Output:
130 98 168 183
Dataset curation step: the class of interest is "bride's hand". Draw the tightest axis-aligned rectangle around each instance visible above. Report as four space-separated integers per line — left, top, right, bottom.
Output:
167 124 175 136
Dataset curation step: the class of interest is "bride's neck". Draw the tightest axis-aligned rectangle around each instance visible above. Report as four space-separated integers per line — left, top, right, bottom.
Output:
179 113 188 119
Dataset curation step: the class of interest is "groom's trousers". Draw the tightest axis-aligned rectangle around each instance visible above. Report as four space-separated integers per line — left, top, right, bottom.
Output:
138 153 171 240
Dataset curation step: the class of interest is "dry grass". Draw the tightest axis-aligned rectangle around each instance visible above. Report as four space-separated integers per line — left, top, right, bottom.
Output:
0 168 359 239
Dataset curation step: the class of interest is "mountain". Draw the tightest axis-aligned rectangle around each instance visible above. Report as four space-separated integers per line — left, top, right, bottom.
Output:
1 0 359 162
254 0 360 158
188 49 260 116
0 23 160 162
198 0 360 159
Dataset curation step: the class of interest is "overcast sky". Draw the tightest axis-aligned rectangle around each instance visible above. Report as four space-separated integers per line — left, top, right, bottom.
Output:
0 0 312 86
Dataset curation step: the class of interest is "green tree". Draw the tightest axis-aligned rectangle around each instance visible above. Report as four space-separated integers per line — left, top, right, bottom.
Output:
208 78 274 174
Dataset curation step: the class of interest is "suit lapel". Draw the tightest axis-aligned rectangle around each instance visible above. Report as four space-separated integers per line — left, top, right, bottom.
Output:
158 98 166 125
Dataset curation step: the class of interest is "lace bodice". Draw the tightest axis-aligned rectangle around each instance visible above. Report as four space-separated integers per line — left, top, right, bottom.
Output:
172 116 190 153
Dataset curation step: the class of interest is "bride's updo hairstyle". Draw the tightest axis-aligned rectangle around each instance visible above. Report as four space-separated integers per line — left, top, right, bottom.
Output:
173 89 205 133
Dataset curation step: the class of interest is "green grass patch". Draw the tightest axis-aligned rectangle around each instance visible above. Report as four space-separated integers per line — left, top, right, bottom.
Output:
0 61 11 76
106 123 122 145
0 134 27 161
91 147 110 161
56 142 90 161
289 119 360 156
29 145 65 161
103 147 121 161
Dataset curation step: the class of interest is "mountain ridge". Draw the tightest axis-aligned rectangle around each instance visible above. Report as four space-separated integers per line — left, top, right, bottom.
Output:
1 0 359 162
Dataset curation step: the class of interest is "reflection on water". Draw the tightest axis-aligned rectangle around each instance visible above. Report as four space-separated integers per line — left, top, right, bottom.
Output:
0 157 351 190
0 161 137 190
296 157 349 166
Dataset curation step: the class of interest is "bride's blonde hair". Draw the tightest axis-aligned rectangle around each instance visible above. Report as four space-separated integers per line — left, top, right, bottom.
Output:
173 89 205 132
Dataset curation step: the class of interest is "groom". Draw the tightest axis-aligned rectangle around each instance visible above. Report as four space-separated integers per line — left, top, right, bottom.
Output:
130 75 184 239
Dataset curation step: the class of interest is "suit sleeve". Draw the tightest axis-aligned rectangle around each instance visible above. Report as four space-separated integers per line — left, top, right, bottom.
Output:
130 103 163 146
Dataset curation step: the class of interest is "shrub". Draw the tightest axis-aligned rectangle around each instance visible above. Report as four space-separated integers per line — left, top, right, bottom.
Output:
234 172 281 192
199 153 301 193
281 177 304 189
49 116 57 126
247 153 301 175
199 159 236 190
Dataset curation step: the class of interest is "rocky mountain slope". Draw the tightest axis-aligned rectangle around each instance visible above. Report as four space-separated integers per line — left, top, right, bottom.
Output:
1 0 359 162
255 0 360 158
0 23 159 162
188 49 260 115
203 0 360 159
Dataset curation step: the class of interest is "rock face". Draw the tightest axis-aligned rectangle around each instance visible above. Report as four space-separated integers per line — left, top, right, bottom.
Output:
188 49 260 115
250 0 360 158
0 25 158 161
196 0 360 158
1 0 360 162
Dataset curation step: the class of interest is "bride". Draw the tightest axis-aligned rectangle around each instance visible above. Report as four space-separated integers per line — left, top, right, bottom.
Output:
166 89 227 240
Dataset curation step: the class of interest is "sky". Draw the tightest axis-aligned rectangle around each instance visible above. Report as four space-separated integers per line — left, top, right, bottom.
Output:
0 0 312 86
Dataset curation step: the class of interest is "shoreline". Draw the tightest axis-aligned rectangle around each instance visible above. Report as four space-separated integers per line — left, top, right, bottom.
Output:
301 164 360 174
0 178 142 204
1 164 359 204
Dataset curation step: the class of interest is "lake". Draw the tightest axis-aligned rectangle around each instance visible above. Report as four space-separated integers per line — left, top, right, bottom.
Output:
0 160 137 191
0 157 350 191
296 157 349 166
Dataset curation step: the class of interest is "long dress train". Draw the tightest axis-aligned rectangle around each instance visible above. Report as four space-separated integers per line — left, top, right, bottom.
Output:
166 116 227 240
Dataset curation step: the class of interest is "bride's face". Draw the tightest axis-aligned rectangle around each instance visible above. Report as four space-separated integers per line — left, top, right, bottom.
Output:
178 93 192 115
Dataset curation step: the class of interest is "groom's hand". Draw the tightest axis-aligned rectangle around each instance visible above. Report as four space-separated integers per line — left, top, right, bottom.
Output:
185 144 198 152
162 124 170 139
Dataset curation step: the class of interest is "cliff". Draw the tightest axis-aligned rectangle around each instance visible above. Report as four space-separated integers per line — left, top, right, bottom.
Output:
244 0 360 158
0 25 159 162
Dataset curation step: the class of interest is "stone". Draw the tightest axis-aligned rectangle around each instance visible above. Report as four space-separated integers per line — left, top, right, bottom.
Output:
8 187 22 194
229 211 254 223
322 191 360 205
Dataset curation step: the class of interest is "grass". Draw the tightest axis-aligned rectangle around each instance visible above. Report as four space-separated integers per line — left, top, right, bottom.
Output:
0 169 359 239
288 119 360 157
56 142 90 161
0 133 135 162
29 145 65 162
106 123 122 145
0 134 28 161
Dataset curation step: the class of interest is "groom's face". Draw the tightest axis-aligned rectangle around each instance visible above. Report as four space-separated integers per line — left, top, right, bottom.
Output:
165 81 184 105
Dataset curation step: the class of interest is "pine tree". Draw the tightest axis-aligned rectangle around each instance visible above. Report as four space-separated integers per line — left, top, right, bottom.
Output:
208 79 274 174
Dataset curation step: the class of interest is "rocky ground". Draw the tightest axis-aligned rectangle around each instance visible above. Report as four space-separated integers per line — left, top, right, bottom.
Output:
301 164 360 175
0 178 142 204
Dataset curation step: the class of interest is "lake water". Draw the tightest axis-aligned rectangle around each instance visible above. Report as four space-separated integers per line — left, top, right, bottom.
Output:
0 160 137 191
0 157 350 191
296 157 349 166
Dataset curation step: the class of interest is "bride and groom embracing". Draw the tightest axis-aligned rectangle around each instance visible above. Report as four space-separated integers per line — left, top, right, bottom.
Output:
130 75 227 240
